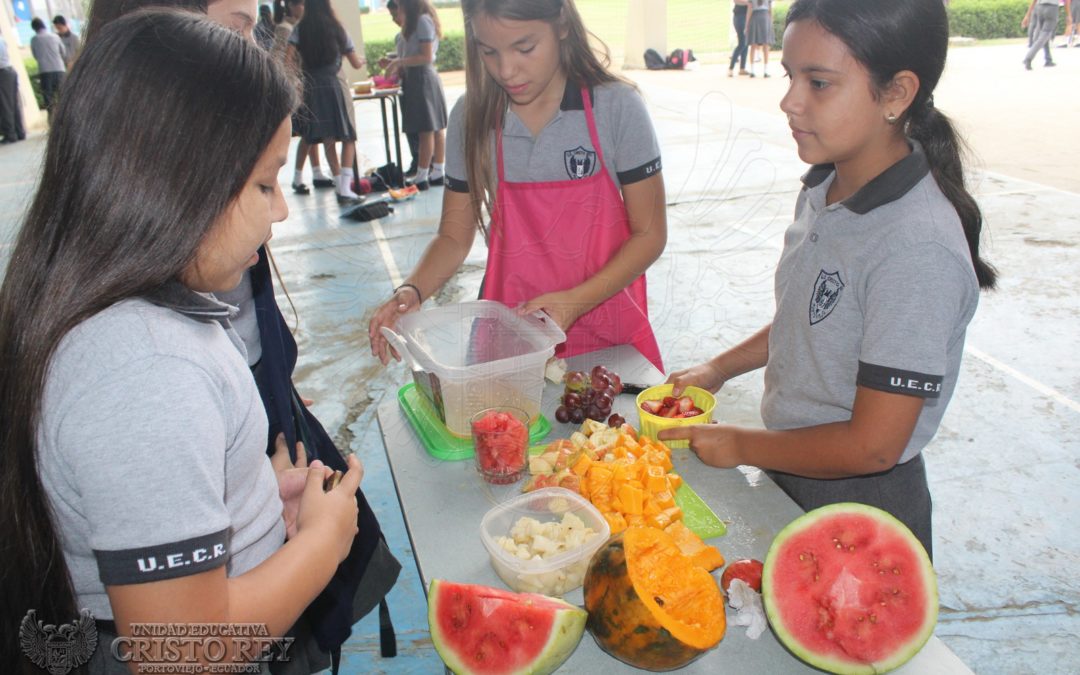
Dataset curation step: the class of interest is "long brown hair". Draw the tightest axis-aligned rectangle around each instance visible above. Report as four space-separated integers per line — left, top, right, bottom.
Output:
0 11 295 669
460 0 623 232
401 0 441 40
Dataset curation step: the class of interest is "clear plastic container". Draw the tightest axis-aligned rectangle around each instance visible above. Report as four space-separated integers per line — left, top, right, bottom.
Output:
479 488 610 597
381 301 565 437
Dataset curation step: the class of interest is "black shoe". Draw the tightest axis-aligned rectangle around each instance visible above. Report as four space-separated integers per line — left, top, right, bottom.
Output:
428 174 444 187
1045 61 1056 67
336 193 366 205
405 163 419 179
763 72 771 78
292 182 310 195
1023 60 1033 70
0 137 15 145
412 179 429 191
312 177 335 189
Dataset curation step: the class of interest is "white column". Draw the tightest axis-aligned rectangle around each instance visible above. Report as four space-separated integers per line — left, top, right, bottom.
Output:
0 5 48 133
624 0 667 69
332 0 369 82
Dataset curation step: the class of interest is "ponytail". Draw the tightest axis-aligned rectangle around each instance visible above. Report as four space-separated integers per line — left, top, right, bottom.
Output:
907 100 997 290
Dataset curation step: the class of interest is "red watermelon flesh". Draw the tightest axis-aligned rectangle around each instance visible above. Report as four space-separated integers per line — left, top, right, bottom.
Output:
762 503 938 675
428 579 586 675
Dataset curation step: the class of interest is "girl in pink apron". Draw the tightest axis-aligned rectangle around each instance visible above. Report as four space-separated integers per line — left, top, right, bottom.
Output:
369 0 667 372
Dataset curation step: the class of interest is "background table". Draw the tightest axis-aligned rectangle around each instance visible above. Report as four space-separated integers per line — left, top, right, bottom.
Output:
376 345 973 673
352 87 403 186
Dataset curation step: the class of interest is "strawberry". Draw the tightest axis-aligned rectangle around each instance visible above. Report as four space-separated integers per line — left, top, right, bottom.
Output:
640 400 662 414
677 396 695 413
662 396 678 409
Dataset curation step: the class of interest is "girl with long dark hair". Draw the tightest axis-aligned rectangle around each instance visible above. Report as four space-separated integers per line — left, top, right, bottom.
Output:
368 0 668 372
659 0 997 560
0 11 362 670
288 0 366 204
382 0 448 188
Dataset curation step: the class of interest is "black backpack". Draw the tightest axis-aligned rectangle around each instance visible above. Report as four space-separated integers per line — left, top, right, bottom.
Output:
643 48 667 70
667 48 696 69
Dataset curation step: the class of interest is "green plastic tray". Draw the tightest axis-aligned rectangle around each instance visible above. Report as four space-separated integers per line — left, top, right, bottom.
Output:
398 383 551 461
527 444 727 540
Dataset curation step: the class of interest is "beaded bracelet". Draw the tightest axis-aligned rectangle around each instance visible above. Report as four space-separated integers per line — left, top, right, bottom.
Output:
394 283 422 304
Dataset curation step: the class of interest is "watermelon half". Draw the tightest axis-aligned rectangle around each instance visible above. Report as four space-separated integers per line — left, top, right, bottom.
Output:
428 579 587 675
762 503 938 675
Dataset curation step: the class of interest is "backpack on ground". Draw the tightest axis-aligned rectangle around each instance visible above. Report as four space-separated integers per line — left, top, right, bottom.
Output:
666 48 696 69
643 48 667 70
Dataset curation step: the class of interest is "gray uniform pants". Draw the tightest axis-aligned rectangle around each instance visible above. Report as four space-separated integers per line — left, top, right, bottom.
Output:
1025 4 1060 66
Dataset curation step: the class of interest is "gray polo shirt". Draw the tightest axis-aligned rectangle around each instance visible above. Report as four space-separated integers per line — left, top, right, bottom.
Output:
37 285 284 619
402 13 438 60
31 30 66 74
445 80 662 193
58 31 80 67
762 141 979 464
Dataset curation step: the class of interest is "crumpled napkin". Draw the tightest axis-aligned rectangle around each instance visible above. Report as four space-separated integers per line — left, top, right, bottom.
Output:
727 578 768 640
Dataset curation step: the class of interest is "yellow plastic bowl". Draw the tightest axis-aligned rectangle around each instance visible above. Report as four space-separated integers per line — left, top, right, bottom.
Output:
635 384 715 449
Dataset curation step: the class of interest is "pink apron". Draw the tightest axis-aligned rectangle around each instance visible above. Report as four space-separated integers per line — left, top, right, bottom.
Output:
481 87 663 372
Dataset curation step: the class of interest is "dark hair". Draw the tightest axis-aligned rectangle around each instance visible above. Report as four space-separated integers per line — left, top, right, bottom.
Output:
401 0 441 40
786 0 996 289
460 0 623 230
52 15 68 26
386 0 398 10
0 10 295 667
31 17 46 31
295 0 348 69
85 0 208 42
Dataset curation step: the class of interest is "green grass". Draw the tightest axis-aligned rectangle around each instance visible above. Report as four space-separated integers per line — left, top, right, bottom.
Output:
359 0 732 61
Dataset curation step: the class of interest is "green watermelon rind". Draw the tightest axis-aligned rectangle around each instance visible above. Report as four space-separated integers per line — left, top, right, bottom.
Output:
761 503 938 675
427 579 588 675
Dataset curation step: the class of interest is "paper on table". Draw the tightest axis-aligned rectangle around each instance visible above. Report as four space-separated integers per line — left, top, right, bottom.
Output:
727 578 767 639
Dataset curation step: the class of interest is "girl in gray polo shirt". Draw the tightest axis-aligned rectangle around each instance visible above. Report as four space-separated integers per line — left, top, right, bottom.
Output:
659 0 997 560
0 14 361 669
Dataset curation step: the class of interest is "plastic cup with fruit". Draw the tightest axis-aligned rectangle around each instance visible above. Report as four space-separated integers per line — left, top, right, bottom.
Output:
471 407 530 484
388 184 419 202
635 384 715 449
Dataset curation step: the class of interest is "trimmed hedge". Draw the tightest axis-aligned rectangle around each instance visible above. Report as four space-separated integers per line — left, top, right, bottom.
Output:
363 32 465 75
771 0 1068 50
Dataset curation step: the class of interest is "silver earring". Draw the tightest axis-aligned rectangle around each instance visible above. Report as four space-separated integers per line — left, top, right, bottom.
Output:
885 112 898 125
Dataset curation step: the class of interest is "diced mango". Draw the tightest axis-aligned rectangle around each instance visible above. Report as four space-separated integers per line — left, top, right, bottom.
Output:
571 453 593 476
603 511 627 535
646 510 673 529
645 465 667 493
654 490 676 510
661 506 683 523
643 497 661 517
626 514 646 528
667 473 682 491
617 484 644 515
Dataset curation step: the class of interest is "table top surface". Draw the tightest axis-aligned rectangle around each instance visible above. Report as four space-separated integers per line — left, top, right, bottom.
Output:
376 344 973 674
352 87 400 100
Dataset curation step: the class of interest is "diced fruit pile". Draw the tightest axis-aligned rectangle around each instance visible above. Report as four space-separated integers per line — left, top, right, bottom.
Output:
524 419 724 571
472 410 528 484
640 394 705 419
555 365 626 426
493 513 600 596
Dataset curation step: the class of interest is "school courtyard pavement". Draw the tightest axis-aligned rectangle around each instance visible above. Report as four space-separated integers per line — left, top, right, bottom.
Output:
0 41 1077 674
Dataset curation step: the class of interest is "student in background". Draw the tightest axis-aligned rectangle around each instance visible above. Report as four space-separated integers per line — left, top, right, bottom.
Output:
30 17 67 114
0 34 26 143
1022 0 1072 68
369 0 667 371
728 0 750 77
52 15 81 67
288 0 367 204
381 0 421 178
383 0 447 189
745 0 773 78
660 0 997 560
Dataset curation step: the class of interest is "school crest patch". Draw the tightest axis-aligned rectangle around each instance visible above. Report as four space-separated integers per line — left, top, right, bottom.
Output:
564 146 597 180
809 269 845 325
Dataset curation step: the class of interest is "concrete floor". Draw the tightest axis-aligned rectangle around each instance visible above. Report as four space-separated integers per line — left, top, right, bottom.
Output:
1 41 1077 675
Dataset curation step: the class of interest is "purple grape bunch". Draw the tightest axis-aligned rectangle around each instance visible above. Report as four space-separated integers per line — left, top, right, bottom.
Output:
555 365 626 428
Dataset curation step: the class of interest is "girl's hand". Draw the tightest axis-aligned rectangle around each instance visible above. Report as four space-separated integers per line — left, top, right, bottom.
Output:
272 434 329 540
665 361 728 396
296 454 363 564
657 424 742 469
368 286 422 365
386 60 402 78
377 56 391 70
520 290 587 332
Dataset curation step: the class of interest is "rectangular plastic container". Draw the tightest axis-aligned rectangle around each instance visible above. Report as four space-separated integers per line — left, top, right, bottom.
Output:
381 300 565 437
479 488 610 597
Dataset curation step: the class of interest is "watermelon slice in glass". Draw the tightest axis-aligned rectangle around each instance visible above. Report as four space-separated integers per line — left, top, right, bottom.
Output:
471 407 530 484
